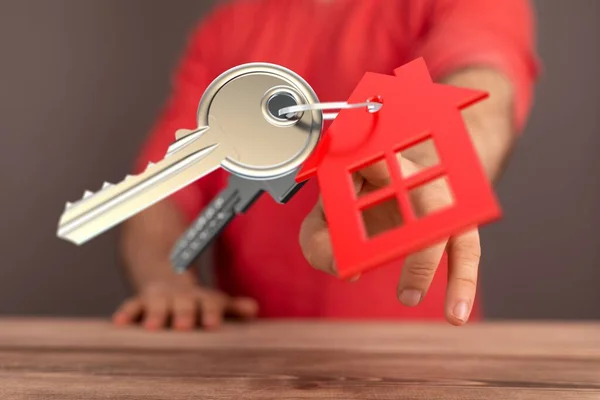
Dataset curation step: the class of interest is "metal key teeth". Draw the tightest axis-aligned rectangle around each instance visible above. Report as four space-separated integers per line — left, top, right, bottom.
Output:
195 217 206 229
66 160 157 208
68 181 114 209
65 190 92 208
206 208 215 219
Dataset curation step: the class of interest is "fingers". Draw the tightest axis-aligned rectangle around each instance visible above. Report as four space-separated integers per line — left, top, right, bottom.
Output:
113 284 260 332
396 167 451 307
196 291 259 329
196 292 226 330
172 294 198 331
397 240 446 306
445 230 481 326
112 298 143 326
142 293 170 331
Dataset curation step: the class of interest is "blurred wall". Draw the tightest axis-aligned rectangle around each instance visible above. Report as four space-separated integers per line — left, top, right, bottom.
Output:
481 0 600 319
0 0 598 319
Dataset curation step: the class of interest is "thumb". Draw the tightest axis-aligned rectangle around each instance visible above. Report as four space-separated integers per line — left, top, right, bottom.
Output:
299 198 336 275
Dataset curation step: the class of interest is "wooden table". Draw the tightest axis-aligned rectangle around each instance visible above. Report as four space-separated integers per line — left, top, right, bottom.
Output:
0 319 598 399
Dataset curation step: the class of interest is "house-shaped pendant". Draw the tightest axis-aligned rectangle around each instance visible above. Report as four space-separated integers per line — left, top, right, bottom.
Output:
295 58 502 279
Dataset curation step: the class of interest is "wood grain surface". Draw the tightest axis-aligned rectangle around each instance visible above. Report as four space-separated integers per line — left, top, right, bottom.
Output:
0 318 598 399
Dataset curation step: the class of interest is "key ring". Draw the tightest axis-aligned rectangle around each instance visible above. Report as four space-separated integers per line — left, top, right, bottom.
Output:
279 101 382 120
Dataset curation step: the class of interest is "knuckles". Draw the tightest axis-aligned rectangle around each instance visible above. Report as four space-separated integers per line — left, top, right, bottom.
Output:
451 276 478 291
404 258 439 279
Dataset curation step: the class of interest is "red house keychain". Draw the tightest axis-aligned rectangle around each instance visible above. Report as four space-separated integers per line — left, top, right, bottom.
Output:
295 58 502 279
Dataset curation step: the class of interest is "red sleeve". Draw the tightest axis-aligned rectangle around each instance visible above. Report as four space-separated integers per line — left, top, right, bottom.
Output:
411 0 540 132
133 5 232 222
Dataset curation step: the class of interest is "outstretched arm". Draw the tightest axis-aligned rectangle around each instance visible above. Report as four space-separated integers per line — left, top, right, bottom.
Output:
300 0 539 325
405 0 539 181
403 66 516 183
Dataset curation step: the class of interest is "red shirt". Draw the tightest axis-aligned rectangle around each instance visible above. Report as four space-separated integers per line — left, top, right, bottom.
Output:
136 0 538 319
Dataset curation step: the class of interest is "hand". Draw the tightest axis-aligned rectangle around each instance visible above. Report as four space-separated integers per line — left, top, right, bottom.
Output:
299 155 481 326
112 280 259 331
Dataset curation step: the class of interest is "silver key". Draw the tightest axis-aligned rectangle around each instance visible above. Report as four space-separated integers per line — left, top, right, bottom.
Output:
57 63 323 245
170 169 303 272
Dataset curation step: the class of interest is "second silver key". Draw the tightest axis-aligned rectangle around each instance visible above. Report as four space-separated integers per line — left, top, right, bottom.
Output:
170 169 304 272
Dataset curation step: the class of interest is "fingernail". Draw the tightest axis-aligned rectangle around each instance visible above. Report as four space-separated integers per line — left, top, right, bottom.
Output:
347 274 361 282
399 289 422 306
452 301 469 322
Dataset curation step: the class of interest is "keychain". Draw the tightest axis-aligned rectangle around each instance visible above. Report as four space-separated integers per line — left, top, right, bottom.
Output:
295 58 501 278
56 59 501 279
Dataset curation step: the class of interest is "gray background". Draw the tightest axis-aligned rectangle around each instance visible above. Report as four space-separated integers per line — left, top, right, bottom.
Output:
0 0 598 319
